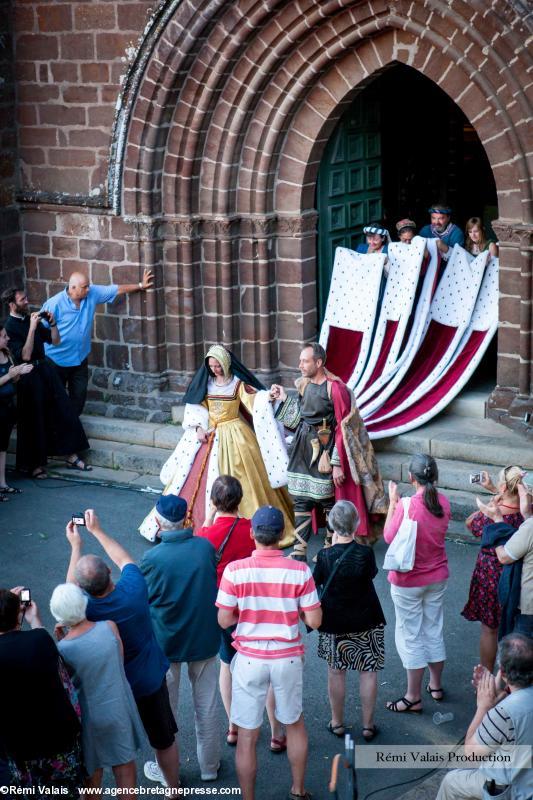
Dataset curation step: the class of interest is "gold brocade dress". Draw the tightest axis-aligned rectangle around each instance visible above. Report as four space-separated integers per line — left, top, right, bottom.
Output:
187 378 295 547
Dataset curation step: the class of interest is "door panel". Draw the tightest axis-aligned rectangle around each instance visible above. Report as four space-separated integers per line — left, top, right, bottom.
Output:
317 96 383 321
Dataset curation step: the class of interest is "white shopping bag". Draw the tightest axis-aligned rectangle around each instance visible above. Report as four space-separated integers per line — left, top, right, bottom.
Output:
383 496 417 572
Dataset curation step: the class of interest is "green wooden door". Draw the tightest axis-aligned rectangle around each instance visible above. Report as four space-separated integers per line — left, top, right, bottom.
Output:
316 97 383 320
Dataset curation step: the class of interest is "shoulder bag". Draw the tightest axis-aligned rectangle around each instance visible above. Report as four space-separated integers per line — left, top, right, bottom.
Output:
382 496 417 572
215 518 239 565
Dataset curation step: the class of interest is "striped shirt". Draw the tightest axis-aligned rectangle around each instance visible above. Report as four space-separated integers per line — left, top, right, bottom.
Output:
216 549 320 659
475 703 515 747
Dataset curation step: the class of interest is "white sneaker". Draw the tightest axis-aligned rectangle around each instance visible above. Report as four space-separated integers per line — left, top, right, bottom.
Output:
201 762 220 781
144 760 168 787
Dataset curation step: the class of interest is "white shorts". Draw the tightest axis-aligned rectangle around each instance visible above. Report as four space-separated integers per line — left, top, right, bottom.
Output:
230 651 304 729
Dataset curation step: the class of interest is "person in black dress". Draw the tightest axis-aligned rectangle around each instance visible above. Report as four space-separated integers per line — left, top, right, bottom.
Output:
0 324 34 498
2 287 90 478
0 588 84 793
313 500 386 741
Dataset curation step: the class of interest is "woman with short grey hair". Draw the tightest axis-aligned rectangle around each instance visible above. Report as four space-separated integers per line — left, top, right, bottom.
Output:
313 500 386 741
50 583 145 791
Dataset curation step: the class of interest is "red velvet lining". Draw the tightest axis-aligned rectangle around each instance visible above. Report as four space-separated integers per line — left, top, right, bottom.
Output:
360 319 399 394
365 320 458 422
178 443 208 529
326 326 363 383
367 329 488 432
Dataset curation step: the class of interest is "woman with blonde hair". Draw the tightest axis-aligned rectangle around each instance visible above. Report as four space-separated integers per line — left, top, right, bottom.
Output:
461 465 531 671
50 582 145 793
464 217 498 258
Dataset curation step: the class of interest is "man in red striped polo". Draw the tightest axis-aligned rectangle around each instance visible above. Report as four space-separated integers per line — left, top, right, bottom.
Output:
216 505 322 800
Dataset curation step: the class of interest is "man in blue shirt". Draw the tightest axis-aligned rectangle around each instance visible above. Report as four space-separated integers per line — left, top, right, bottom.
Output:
65 507 180 792
41 268 154 418
419 203 464 261
140 494 221 785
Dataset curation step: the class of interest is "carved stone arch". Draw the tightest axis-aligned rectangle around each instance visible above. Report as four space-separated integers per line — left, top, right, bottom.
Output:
109 0 533 421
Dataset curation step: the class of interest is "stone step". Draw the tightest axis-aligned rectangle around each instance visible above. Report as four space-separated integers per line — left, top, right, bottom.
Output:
377 453 498 494
396 482 478 523
81 414 182 451
83 439 170 476
373 415 533 469
443 389 488 419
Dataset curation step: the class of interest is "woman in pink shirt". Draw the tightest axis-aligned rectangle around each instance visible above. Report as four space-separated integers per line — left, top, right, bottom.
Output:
384 454 451 713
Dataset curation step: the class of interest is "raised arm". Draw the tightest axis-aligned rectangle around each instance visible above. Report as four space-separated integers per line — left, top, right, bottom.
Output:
84 509 134 570
116 267 154 296
21 312 41 362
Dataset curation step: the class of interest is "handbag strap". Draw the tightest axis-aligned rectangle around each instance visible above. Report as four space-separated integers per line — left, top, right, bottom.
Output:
402 496 412 519
320 541 357 602
215 517 239 562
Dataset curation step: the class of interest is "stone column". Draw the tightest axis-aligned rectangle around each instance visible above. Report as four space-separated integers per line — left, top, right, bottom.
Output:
488 221 533 434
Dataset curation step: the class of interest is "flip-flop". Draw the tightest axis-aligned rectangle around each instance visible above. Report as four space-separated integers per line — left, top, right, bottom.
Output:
327 722 345 737
32 469 48 480
66 458 92 472
362 725 379 741
226 729 238 746
386 696 422 713
270 735 287 753
0 486 22 494
426 684 444 701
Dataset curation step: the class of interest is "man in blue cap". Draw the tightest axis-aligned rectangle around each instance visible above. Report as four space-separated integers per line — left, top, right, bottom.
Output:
140 494 221 786
217 505 322 800
419 203 464 260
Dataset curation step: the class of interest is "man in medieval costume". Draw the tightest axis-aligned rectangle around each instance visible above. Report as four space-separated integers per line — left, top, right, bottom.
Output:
419 203 464 261
270 342 387 562
140 344 295 546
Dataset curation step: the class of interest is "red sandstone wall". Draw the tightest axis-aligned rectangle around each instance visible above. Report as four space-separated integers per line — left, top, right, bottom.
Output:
15 0 152 200
0 2 23 288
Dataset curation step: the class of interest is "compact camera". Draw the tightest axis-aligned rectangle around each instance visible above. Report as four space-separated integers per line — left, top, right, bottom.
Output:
20 588 31 606
37 310 49 320
72 513 86 526
469 473 482 484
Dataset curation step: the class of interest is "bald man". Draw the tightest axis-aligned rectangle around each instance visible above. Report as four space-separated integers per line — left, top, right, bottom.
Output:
41 268 154 420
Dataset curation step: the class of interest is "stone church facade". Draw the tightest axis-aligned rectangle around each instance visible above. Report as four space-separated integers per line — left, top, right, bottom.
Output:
1 0 532 430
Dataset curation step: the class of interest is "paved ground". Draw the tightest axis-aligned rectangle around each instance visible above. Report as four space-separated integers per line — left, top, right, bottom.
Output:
0 473 483 800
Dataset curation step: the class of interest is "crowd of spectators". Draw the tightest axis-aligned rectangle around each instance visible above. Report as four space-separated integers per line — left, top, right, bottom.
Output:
1 451 532 798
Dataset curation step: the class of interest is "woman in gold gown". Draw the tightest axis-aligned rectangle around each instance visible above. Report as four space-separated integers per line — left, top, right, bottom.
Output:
140 345 294 546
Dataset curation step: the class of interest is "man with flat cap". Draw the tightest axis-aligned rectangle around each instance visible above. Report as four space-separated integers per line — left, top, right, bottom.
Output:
419 203 464 260
40 268 154 418
140 493 221 786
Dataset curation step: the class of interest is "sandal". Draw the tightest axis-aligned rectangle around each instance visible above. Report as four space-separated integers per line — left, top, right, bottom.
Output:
270 735 287 753
32 469 48 480
0 494 8 502
327 722 345 737
362 725 379 741
226 729 238 746
66 457 92 472
426 684 444 702
0 486 21 494
288 793 312 800
386 696 422 714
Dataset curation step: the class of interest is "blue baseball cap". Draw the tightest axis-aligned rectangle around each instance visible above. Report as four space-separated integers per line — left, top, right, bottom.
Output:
156 494 187 523
252 505 284 533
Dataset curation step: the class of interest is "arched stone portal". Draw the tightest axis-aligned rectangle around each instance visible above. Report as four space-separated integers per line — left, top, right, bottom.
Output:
115 0 532 435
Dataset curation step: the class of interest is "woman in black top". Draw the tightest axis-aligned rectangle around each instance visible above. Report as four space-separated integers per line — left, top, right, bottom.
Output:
313 500 386 741
3 300 90 477
0 325 33 498
0 588 84 793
